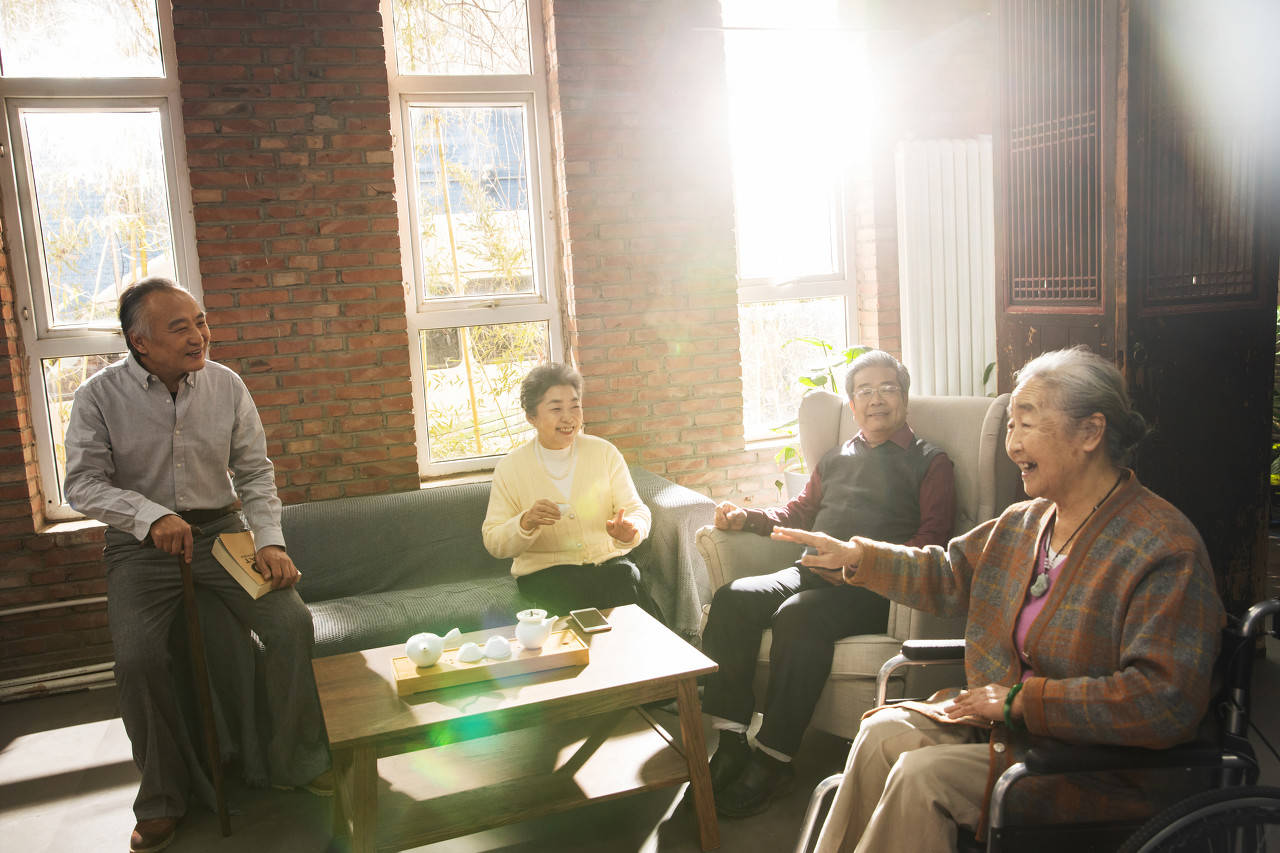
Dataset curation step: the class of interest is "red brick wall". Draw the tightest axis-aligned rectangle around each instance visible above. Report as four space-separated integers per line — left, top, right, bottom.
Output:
172 0 419 504
545 0 778 505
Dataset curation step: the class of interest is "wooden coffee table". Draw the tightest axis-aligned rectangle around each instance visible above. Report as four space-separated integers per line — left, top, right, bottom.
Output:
311 604 720 852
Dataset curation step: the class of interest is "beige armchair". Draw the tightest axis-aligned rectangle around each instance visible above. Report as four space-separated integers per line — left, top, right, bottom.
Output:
694 390 1020 740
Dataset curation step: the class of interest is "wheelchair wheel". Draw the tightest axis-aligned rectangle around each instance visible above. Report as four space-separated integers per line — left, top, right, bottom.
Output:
1118 785 1280 853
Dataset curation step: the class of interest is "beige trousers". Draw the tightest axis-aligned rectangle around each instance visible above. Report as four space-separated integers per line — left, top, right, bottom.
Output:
814 707 991 853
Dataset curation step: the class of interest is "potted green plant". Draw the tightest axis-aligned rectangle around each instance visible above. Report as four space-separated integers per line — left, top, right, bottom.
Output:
772 340 871 500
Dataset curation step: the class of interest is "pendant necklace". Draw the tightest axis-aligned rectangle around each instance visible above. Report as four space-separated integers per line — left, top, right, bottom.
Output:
1029 473 1124 599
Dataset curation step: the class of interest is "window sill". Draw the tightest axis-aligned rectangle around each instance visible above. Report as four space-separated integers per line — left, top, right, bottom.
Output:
420 470 494 489
745 435 795 452
38 517 105 537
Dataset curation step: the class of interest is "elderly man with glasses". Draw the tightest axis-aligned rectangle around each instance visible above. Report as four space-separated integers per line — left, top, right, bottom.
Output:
699 349 955 819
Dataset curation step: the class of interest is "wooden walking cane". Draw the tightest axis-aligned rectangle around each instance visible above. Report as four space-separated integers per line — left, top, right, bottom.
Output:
178 546 232 837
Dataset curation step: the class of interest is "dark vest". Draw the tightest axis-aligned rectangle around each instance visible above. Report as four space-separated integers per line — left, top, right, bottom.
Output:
809 434 943 545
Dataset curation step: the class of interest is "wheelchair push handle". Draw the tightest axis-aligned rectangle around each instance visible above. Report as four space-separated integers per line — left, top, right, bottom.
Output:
1239 597 1280 642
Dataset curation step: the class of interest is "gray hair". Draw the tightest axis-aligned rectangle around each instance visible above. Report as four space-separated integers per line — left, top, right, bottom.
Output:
844 349 911 403
1014 346 1150 465
520 363 583 417
118 277 189 358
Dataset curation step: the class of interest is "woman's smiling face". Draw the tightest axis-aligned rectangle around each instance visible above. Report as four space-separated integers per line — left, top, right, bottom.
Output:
528 384 582 449
1005 379 1090 502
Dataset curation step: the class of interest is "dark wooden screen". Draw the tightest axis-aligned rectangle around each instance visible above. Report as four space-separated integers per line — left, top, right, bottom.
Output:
995 0 1119 385
1125 0 1278 613
1129 0 1267 315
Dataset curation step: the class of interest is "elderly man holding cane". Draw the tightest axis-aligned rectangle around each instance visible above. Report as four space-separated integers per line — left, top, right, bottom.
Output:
64 277 331 853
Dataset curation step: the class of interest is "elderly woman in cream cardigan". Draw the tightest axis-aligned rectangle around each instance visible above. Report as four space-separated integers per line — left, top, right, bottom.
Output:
482 362 660 621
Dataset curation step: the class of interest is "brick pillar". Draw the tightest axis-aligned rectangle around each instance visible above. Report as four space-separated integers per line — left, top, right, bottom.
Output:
545 0 779 502
172 0 419 502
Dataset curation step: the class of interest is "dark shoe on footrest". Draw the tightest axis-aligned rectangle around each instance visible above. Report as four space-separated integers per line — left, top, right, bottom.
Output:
715 749 795 819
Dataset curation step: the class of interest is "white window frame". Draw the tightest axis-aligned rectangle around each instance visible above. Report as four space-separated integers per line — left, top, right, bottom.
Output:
382 0 562 477
724 15 863 441
0 2 200 521
734 176 859 441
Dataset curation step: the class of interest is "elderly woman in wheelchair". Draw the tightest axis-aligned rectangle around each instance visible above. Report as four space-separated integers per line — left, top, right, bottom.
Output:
774 346 1226 853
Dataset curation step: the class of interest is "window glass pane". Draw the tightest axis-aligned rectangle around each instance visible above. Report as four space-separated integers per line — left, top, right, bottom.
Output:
741 297 846 439
22 109 176 328
408 105 535 302
393 0 530 76
42 353 126 503
722 16 857 281
0 0 162 78
422 321 547 462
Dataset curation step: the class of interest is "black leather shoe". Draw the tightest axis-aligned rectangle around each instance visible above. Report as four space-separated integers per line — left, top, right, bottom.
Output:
708 729 751 795
715 749 795 819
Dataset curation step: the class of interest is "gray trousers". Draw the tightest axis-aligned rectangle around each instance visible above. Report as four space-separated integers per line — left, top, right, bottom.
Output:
700 565 890 757
104 513 330 820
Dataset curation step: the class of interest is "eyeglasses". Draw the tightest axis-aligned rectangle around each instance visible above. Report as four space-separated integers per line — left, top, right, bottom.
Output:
853 383 902 399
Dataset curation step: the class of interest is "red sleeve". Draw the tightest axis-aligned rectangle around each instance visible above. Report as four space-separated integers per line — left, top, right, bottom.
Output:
904 453 955 547
743 467 824 534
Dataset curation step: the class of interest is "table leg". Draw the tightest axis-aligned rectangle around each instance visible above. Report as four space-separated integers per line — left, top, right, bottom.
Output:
676 677 720 851
349 744 378 853
330 748 352 840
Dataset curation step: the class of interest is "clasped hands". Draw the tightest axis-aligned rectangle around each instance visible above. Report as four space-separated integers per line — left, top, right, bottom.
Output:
520 499 637 543
149 514 300 589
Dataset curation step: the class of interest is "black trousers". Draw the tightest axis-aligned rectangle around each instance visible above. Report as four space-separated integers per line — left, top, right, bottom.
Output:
516 556 664 623
700 564 889 757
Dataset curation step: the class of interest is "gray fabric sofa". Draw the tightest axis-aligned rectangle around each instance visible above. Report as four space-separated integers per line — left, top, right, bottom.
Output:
284 465 717 655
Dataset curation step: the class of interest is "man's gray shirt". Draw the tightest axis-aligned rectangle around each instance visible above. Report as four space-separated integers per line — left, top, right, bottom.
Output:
64 355 285 548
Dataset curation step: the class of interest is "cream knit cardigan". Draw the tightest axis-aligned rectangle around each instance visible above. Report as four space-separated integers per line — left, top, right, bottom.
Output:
482 433 652 577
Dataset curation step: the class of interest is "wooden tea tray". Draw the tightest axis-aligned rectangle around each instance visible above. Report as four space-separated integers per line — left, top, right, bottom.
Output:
391 628 589 696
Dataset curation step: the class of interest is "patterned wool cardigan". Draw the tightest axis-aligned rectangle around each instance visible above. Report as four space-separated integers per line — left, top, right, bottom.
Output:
852 470 1226 822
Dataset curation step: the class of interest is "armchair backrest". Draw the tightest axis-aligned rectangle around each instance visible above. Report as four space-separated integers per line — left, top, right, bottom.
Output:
797 390 1019 538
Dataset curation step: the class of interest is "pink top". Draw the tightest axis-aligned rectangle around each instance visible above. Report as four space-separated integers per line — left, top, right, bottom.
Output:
1013 522 1066 681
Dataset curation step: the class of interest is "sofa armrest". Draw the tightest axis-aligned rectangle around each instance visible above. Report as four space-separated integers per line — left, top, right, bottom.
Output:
628 466 716 640
695 524 804 590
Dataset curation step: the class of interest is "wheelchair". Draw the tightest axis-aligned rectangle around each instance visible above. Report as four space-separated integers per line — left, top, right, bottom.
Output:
794 597 1280 853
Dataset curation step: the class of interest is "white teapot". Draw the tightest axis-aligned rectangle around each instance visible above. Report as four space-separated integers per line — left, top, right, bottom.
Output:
404 626 461 668
514 609 556 649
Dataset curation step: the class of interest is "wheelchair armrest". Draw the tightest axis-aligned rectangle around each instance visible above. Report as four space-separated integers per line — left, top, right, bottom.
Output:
901 638 966 661
874 639 968 706
1021 740 1228 774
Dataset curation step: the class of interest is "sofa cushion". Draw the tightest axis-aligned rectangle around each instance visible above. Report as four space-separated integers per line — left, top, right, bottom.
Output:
284 482 510 604
309 576 529 657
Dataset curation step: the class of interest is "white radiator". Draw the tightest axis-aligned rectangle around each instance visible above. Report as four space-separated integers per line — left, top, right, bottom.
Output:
895 136 996 396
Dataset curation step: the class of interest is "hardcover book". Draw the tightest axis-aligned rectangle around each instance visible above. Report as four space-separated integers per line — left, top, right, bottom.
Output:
211 531 271 599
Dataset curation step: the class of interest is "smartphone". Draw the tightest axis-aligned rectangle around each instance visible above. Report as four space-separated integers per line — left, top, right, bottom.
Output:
569 607 612 634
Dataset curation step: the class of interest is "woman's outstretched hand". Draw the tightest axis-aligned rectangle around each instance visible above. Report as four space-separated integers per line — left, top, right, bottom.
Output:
770 527 863 583
605 508 637 543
